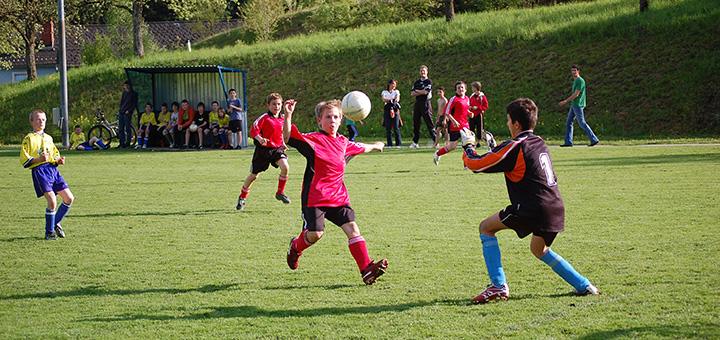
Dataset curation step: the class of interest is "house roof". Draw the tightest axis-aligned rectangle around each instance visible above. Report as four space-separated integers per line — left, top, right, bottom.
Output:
1 20 240 68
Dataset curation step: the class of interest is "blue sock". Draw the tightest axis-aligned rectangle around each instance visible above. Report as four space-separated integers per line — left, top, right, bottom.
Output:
55 202 71 225
45 209 56 234
96 140 107 149
138 137 144 146
480 234 506 287
540 249 590 292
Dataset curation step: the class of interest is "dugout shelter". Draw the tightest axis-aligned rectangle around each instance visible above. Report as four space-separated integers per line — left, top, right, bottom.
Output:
124 65 249 148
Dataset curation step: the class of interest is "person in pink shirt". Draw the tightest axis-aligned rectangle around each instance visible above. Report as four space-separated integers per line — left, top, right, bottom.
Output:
433 81 470 165
236 93 291 210
283 99 388 285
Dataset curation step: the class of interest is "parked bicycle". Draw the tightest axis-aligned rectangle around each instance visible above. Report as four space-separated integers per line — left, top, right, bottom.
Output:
87 109 137 148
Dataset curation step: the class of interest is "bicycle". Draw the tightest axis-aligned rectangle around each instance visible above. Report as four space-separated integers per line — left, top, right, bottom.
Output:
87 109 137 148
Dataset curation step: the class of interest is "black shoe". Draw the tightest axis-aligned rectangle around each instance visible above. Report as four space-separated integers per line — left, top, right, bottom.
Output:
54 224 65 238
560 144 573 147
236 198 246 210
275 193 291 204
45 232 57 240
588 140 599 147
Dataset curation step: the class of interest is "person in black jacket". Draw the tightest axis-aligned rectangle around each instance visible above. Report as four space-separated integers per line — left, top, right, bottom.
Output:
118 81 138 148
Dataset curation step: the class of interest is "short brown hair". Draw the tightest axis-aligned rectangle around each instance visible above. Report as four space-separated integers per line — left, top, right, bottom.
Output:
29 109 45 121
506 98 538 131
314 99 342 119
471 81 482 90
266 92 283 104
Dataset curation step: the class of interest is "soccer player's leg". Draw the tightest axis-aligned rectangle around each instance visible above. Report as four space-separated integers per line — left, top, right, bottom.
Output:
53 188 74 238
532 234 599 296
288 207 324 270
335 208 387 285
473 211 511 304
274 155 290 204
42 192 58 240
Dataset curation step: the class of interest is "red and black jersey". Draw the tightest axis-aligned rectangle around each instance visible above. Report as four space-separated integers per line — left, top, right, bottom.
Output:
445 95 470 132
250 112 285 148
287 125 366 208
469 92 488 117
462 130 564 232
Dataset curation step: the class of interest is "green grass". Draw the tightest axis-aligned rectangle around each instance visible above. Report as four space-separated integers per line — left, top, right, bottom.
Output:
1 0 718 144
0 141 719 338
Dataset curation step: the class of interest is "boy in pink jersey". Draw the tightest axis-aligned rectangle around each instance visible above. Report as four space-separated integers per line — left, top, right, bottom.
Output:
282 99 388 285
433 81 470 165
237 93 291 210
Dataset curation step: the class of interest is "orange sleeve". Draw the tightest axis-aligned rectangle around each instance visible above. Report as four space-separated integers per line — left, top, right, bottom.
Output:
462 140 520 173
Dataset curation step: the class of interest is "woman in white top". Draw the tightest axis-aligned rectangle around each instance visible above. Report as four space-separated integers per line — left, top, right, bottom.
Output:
381 79 402 147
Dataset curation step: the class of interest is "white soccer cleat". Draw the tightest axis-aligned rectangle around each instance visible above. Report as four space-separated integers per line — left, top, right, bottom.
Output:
485 131 497 149
576 283 601 296
460 128 476 147
433 153 440 166
409 142 419 149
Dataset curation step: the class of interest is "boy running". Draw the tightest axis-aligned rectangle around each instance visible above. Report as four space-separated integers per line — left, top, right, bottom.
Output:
236 93 291 210
460 98 599 303
283 99 388 285
21 110 75 240
433 81 470 165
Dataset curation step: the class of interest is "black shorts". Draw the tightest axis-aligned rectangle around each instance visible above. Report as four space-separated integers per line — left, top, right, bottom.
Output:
251 144 287 174
229 120 242 133
302 206 356 232
449 130 461 142
499 205 558 246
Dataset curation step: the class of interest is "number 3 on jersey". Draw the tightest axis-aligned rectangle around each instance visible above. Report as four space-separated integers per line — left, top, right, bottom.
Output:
539 153 557 186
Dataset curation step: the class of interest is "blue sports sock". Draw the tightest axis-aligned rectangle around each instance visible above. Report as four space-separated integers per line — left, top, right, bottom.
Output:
540 249 590 292
45 209 56 234
480 234 507 287
96 140 107 149
138 137 144 146
55 202 71 225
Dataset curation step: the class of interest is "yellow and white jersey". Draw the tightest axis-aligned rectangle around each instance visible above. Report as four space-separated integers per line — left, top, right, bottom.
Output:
20 131 60 169
70 132 86 150
139 112 158 126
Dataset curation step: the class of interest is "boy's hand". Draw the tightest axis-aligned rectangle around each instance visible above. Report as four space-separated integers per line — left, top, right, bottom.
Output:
255 136 268 146
284 99 296 116
38 151 49 163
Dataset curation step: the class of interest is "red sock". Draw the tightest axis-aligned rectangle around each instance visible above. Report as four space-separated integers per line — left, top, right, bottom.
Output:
239 186 250 199
348 236 371 271
277 175 288 195
437 147 449 156
293 229 312 253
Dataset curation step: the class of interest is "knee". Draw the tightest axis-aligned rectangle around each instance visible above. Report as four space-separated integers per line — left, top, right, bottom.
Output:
530 244 547 259
64 193 75 205
479 220 494 236
307 231 323 243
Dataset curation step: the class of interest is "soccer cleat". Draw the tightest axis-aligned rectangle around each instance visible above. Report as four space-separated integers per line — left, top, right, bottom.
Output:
134 144 141 149
45 232 57 241
54 224 65 238
409 142 419 149
287 238 301 270
575 283 600 296
275 193 291 204
485 131 497 149
588 140 599 147
142 144 147 149
472 284 510 304
433 153 440 166
236 198 246 210
361 258 389 285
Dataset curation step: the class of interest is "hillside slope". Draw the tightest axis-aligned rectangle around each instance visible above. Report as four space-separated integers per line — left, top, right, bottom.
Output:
0 0 718 144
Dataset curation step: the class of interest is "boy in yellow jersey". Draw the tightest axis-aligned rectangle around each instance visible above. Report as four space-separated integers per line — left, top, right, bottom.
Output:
21 110 75 240
155 103 171 146
218 108 231 149
136 103 157 149
70 124 107 150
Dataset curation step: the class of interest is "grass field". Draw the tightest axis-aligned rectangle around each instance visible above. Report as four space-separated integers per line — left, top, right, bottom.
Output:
1 142 719 338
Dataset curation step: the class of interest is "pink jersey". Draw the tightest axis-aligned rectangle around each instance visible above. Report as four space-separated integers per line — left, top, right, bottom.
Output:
250 112 285 148
287 125 366 207
469 92 488 117
445 95 470 132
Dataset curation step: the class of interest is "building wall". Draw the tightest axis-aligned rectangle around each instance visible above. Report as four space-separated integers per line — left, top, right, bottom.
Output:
0 67 57 85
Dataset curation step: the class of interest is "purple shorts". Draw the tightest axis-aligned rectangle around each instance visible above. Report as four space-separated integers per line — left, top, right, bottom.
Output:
31 163 68 197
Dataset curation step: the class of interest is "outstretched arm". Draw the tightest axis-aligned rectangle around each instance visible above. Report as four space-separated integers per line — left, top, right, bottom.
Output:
363 142 384 153
282 99 297 144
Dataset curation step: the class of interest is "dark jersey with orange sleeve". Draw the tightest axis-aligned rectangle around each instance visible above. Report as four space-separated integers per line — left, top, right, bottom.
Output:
462 130 565 232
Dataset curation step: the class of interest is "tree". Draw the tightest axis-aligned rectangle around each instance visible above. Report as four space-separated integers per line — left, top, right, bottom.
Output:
242 0 284 42
0 0 56 81
445 0 455 22
640 0 649 12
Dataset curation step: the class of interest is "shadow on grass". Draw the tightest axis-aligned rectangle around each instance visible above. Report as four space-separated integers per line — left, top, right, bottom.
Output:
578 323 719 339
262 283 355 290
17 208 265 220
0 283 240 301
555 152 720 167
0 236 40 243
83 298 469 322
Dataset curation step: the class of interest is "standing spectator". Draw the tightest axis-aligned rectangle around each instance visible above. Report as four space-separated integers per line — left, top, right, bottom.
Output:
382 79 402 147
177 100 195 149
136 103 157 149
118 81 138 148
345 117 361 142
560 65 599 147
433 86 449 149
469 81 490 147
227 88 244 149
409 65 436 148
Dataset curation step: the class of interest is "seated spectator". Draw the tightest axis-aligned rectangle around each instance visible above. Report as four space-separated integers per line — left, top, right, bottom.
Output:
164 102 180 148
70 124 107 150
136 103 157 149
177 99 195 149
207 101 222 149
185 102 208 149
156 103 171 146
218 108 231 149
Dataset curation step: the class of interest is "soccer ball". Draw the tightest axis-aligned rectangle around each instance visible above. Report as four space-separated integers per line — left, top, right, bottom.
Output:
341 91 371 122
189 123 198 132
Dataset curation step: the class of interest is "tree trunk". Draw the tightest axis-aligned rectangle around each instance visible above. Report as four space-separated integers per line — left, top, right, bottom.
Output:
445 0 455 22
23 23 38 81
640 0 649 12
133 0 145 57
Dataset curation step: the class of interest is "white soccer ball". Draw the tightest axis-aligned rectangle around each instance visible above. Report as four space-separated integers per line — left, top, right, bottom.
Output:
341 91 371 122
189 123 198 132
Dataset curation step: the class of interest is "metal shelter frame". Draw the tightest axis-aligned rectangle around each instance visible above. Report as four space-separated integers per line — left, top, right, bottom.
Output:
124 65 249 148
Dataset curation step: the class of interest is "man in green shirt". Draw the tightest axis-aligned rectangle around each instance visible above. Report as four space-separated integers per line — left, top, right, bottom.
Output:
560 65 599 147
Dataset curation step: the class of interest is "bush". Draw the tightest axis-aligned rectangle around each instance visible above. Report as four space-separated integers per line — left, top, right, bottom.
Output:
304 0 439 32
81 34 114 65
243 0 285 41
